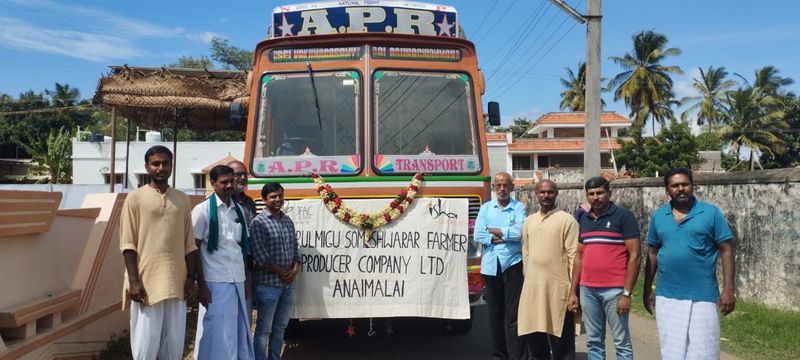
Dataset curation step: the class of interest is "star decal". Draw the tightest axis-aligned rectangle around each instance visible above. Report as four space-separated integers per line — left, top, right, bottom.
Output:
345 320 356 338
277 14 294 37
437 16 453 37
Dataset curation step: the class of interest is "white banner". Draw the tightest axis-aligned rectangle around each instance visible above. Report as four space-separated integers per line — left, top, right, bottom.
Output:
284 197 469 319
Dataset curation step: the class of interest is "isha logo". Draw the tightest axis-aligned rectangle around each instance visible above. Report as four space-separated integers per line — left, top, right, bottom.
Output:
283 203 313 219
427 199 457 219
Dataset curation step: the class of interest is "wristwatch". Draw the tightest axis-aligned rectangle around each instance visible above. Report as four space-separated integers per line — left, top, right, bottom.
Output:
622 289 632 297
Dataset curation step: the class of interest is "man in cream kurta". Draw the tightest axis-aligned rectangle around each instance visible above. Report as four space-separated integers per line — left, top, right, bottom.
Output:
518 180 579 360
120 145 200 360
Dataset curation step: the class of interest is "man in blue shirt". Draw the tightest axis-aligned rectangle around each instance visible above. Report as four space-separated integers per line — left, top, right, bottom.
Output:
474 172 527 360
644 168 736 360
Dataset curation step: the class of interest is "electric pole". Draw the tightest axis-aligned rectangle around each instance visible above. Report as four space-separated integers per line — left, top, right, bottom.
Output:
549 0 602 179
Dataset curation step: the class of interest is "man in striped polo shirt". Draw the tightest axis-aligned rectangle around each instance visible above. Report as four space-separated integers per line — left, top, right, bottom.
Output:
568 176 641 360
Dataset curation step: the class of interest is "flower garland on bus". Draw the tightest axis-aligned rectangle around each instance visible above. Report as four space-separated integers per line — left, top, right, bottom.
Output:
311 172 424 245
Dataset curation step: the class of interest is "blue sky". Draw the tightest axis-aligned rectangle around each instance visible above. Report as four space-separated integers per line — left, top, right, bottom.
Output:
2 0 799 131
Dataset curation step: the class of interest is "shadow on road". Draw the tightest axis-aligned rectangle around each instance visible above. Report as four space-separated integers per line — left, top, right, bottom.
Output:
282 305 590 359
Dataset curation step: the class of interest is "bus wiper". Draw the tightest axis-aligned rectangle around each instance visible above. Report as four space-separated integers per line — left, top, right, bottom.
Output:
306 61 323 129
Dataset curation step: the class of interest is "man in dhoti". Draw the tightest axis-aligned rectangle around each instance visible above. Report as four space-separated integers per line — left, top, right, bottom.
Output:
192 165 255 360
644 168 736 360
518 180 580 359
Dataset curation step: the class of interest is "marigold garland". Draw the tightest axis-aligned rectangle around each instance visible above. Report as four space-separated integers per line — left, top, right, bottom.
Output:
311 172 424 244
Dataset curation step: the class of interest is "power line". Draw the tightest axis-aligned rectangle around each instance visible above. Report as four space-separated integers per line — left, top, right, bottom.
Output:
482 1 548 73
492 22 579 99
474 0 519 45
0 104 93 116
470 0 499 36
487 0 583 98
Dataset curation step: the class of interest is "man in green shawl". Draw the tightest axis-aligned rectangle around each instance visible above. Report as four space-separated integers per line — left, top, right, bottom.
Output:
191 165 254 360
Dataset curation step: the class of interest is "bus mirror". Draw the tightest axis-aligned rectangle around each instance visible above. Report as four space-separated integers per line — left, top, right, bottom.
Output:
487 101 501 126
230 102 244 129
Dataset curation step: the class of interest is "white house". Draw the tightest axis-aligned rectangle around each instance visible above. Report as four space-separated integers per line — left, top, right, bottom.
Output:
491 111 633 185
72 137 245 192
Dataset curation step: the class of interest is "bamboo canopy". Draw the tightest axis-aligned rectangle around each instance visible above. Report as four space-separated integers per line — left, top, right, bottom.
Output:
93 65 249 130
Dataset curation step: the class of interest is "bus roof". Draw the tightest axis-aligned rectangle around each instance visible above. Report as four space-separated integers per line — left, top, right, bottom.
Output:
272 1 459 38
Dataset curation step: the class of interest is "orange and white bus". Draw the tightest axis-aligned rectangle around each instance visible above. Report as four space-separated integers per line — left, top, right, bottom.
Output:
243 0 501 333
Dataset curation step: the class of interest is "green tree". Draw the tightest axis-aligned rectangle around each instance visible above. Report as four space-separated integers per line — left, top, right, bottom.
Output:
749 65 795 98
15 127 73 183
493 117 537 139
168 55 214 69
756 97 799 168
210 37 253 70
718 87 788 170
614 119 701 178
0 85 92 159
558 62 607 112
608 30 683 133
680 66 738 131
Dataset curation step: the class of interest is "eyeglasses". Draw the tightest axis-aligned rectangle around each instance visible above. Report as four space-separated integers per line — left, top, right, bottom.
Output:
233 172 248 178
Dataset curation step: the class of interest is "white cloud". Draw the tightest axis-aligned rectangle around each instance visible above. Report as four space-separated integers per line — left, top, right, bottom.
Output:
0 0 220 61
0 16 142 61
187 31 221 44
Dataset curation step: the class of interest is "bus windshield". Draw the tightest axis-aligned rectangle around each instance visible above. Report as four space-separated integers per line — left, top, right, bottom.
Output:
252 70 362 176
373 70 480 174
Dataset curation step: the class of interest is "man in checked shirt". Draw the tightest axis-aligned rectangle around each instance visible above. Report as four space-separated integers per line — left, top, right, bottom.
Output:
250 182 300 360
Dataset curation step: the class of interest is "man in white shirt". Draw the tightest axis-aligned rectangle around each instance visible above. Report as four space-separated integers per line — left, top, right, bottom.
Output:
192 165 254 360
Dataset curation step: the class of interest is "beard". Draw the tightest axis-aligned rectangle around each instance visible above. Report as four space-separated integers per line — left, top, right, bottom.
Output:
233 182 245 194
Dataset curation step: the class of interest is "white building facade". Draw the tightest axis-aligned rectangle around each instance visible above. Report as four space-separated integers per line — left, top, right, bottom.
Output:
72 139 244 192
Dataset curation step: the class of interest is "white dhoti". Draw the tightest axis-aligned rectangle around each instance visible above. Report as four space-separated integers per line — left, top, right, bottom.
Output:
194 282 254 360
656 296 720 360
130 298 187 360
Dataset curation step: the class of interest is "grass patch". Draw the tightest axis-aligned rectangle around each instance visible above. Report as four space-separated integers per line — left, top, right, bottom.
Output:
719 301 800 360
627 277 800 360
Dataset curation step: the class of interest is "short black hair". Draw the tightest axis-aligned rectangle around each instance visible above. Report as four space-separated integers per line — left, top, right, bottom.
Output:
584 176 610 191
261 182 284 199
664 168 693 186
209 165 233 182
144 145 173 164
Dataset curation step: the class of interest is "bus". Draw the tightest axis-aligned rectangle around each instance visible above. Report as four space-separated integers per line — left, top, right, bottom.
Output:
243 0 501 334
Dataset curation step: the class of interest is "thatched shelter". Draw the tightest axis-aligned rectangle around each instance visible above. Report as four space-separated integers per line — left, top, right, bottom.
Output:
92 65 250 191
93 65 249 130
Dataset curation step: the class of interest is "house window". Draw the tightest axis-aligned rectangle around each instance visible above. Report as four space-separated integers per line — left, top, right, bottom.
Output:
136 174 151 188
512 156 531 170
538 156 550 168
193 173 206 189
550 154 582 168
103 174 123 184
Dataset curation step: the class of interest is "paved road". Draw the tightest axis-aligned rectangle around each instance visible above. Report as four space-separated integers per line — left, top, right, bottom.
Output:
281 305 740 359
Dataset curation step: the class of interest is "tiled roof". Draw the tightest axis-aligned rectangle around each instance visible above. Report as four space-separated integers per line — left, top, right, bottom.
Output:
533 111 631 126
486 133 508 141
509 138 622 151
201 155 240 172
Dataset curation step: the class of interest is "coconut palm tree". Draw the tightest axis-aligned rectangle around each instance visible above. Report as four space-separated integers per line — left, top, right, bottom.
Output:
680 66 738 132
45 83 80 107
750 65 795 98
608 30 683 134
718 87 788 170
558 62 607 112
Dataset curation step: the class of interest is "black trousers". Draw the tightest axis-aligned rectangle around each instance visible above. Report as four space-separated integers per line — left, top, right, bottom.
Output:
524 311 576 360
483 260 525 360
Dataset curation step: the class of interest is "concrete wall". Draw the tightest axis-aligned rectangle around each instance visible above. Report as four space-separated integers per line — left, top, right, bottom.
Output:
515 168 800 311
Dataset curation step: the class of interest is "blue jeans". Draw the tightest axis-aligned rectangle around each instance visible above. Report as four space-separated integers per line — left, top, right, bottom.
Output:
254 284 294 360
580 286 633 360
